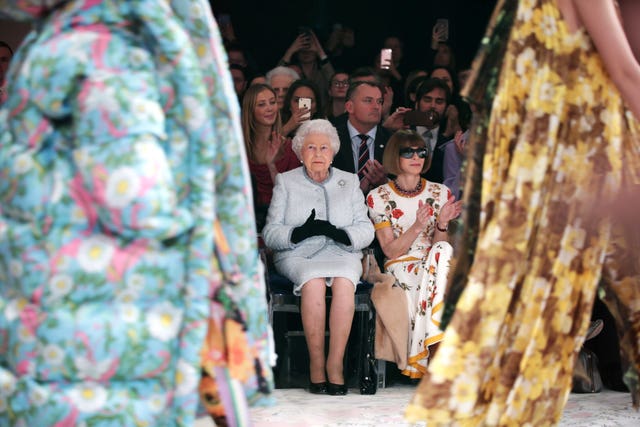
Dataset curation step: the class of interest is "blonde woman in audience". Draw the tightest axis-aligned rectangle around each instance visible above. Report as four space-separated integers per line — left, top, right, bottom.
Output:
242 83 299 232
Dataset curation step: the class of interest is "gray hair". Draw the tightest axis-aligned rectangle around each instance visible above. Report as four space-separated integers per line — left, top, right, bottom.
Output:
265 66 300 85
291 119 341 159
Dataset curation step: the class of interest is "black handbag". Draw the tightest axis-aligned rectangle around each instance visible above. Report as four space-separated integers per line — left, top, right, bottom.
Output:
572 319 605 393
572 347 603 393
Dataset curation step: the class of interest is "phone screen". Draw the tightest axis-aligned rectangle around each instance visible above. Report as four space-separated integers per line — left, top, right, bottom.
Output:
298 97 312 119
436 18 449 41
403 110 436 127
380 48 392 70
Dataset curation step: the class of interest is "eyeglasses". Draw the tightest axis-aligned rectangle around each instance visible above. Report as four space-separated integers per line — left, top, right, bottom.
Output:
399 147 428 159
332 80 349 87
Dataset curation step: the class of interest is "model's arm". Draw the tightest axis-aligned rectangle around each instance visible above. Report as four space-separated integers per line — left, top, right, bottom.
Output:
617 0 640 63
572 0 640 119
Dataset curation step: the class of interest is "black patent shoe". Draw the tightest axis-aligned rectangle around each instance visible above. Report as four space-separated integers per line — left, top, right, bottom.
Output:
327 382 347 396
309 381 328 394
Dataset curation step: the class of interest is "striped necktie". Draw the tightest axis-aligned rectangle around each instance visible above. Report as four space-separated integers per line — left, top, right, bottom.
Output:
357 134 369 180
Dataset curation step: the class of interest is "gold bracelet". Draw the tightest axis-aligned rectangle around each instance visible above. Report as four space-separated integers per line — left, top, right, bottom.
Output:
436 222 448 232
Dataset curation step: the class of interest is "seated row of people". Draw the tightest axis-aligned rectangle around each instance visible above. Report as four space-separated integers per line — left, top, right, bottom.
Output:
244 75 469 231
261 119 462 394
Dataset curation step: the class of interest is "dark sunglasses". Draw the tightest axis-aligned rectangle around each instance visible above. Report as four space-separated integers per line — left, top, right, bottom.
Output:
399 147 428 159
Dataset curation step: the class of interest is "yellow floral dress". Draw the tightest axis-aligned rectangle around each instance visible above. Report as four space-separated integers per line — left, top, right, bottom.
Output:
406 0 640 425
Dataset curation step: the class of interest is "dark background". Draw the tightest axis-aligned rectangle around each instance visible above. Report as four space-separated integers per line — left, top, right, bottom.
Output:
211 0 497 74
1 1 498 74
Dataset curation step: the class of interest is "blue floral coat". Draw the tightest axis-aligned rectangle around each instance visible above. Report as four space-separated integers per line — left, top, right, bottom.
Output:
0 0 273 425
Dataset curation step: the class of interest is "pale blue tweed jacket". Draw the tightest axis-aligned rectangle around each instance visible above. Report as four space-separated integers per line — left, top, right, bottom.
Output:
263 167 374 281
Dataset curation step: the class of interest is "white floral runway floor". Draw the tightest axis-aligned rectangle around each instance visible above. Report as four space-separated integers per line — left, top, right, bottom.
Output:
196 386 639 427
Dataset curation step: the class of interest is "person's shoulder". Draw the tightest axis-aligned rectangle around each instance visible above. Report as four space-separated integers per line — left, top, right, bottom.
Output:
278 166 304 181
425 180 451 197
329 112 348 128
375 124 392 140
369 181 392 196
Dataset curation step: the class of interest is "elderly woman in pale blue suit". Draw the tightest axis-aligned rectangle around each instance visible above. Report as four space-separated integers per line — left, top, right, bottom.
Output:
263 119 374 396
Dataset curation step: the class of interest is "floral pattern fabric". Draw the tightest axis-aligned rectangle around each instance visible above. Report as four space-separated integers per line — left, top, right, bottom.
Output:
406 0 640 425
367 180 453 378
0 0 273 426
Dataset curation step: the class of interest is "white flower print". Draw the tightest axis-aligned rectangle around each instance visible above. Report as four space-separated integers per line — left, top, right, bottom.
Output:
116 288 139 304
42 344 65 367
174 359 198 396
4 298 27 322
68 383 108 412
75 356 112 380
83 84 119 116
0 370 16 396
13 152 34 175
50 170 64 203
126 274 146 292
48 274 74 300
29 386 49 406
105 167 141 209
183 96 206 130
147 393 168 413
77 235 115 273
17 324 36 344
120 303 140 323
146 302 183 342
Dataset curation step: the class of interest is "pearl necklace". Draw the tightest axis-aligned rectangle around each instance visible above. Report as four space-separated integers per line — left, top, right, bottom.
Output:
393 179 423 197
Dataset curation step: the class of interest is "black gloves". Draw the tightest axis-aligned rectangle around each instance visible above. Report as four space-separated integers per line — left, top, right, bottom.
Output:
291 209 318 244
314 220 352 245
290 209 351 246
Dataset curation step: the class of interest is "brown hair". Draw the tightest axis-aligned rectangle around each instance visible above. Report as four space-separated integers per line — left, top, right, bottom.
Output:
241 84 282 161
382 130 431 176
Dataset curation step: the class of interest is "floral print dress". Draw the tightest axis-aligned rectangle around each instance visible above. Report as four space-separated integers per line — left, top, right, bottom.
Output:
406 0 640 425
0 1 273 426
367 179 453 378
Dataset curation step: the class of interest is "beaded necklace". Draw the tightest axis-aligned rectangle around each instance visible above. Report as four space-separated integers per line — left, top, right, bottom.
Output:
393 178 423 197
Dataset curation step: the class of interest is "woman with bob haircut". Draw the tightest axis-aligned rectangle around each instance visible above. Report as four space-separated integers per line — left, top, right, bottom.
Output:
263 119 374 395
367 129 461 378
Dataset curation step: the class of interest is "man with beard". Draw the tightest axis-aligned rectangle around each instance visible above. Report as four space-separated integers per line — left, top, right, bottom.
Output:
413 78 451 184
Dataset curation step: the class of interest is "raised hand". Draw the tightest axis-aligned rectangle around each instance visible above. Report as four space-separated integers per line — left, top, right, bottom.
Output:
438 195 462 225
266 131 284 165
454 130 466 155
361 160 387 188
414 199 433 229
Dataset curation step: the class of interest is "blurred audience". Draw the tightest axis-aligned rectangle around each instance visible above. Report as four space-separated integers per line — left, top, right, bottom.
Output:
266 66 300 110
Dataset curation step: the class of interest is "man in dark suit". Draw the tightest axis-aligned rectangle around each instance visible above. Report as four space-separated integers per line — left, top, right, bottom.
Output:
332 81 390 194
412 78 452 184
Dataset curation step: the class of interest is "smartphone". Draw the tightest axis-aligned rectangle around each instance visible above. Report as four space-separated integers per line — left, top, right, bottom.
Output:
436 18 449 41
297 26 312 48
298 97 312 119
380 48 392 70
403 110 436 127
